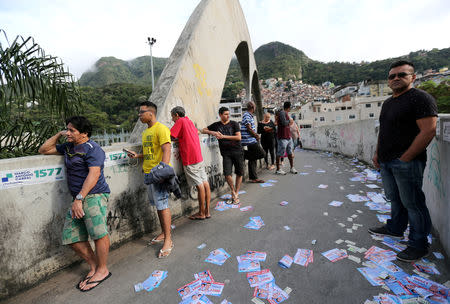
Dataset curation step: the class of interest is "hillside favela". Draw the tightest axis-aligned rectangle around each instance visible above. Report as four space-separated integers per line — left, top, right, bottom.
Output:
1 0 449 304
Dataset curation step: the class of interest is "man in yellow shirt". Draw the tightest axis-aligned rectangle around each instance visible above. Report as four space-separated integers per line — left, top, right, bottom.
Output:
127 101 173 258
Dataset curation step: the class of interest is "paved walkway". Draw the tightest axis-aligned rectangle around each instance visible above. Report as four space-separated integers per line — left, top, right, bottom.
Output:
3 149 449 304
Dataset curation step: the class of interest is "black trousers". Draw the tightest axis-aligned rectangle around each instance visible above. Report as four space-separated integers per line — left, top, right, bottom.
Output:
261 140 275 166
245 143 265 180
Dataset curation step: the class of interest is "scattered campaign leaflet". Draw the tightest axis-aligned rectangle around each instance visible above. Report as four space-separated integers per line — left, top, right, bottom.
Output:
318 184 328 189
238 190 246 194
372 294 401 304
346 194 369 202
279 201 289 206
382 237 406 252
299 172 309 175
239 251 267 262
365 246 397 264
247 269 275 288
329 200 344 207
377 214 391 224
278 255 293 269
253 282 272 300
136 270 168 292
237 257 261 272
260 182 274 187
316 169 326 173
367 192 387 203
377 261 408 280
267 284 289 304
194 270 214 283
293 249 314 267
205 248 231 266
177 279 203 299
433 252 444 259
244 216 265 230
220 300 232 304
357 267 386 286
215 201 232 211
199 282 224 297
220 194 232 200
384 279 413 297
240 206 253 212
321 248 347 262
413 261 440 275
365 201 391 213
267 180 278 183
179 294 213 304
350 176 365 182
366 184 380 189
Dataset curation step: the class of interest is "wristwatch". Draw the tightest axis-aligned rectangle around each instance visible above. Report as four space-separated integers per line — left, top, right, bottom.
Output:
75 193 84 200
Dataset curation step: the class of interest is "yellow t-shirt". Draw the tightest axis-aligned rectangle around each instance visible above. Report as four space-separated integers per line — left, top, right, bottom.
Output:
142 122 171 173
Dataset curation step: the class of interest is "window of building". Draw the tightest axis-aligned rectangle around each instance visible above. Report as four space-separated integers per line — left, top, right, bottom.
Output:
349 114 356 119
335 108 339 111
320 117 325 122
341 107 346 110
336 116 341 121
369 113 374 118
378 102 382 107
315 118 318 121
347 107 352 110
365 104 371 108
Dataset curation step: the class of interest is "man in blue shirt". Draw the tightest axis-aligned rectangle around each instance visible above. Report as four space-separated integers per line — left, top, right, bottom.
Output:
241 101 265 183
39 116 111 292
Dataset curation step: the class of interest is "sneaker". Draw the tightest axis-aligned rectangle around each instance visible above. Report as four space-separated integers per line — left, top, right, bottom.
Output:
368 226 403 239
276 169 286 175
290 167 298 174
396 246 429 262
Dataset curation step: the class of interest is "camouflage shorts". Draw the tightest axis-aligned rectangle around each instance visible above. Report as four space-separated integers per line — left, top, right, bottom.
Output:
62 193 110 245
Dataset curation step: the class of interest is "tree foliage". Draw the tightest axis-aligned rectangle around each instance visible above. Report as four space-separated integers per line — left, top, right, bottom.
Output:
418 80 450 113
0 30 81 158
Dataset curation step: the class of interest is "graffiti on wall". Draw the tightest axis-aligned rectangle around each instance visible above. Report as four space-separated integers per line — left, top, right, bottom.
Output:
426 141 446 199
193 63 212 97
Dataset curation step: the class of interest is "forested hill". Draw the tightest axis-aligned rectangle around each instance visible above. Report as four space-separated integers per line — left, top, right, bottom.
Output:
253 42 450 84
78 42 449 87
78 56 168 87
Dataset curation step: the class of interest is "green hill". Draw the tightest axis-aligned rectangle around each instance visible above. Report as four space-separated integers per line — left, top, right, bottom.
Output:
78 42 449 88
79 56 167 87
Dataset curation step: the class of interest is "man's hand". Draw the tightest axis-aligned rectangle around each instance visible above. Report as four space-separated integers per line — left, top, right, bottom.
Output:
71 200 85 219
126 150 138 158
372 153 380 169
254 133 260 141
215 132 224 139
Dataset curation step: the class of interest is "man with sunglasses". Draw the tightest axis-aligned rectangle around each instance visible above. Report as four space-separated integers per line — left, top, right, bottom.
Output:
369 60 438 262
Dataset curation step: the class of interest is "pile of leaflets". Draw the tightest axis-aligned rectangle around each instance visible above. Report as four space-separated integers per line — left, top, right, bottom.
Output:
365 201 391 213
205 248 231 266
215 201 240 211
376 214 391 224
382 237 406 252
365 246 397 264
248 269 289 303
293 249 314 267
244 216 265 230
366 192 387 203
412 261 440 275
134 270 168 292
177 270 225 304
237 251 266 272
321 248 348 262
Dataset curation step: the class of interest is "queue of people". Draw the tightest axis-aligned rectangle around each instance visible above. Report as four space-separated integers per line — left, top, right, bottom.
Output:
37 60 437 293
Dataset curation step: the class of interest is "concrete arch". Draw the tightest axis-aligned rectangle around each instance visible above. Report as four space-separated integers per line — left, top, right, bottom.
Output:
130 0 261 142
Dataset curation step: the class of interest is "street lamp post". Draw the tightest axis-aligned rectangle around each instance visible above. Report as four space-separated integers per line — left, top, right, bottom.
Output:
147 37 156 90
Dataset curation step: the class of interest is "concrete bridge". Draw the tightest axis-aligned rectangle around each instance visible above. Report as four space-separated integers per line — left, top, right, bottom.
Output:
0 0 449 301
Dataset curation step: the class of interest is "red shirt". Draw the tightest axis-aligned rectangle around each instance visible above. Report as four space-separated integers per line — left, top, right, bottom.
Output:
170 117 203 166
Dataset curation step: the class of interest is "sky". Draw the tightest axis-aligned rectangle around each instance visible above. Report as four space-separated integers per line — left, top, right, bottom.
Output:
1 0 449 79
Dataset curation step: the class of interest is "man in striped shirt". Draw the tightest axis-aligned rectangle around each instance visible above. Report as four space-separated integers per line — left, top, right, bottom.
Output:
241 101 265 183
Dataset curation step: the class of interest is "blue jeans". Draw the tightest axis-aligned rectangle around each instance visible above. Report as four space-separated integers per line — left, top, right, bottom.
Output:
380 158 431 250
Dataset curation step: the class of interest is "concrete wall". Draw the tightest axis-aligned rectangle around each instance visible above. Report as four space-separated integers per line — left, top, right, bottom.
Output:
300 115 450 256
0 136 225 299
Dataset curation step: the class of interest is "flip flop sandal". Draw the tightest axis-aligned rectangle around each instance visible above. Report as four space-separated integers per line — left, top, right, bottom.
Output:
189 215 205 220
158 244 174 259
80 272 112 292
225 198 234 205
76 275 92 290
149 237 165 245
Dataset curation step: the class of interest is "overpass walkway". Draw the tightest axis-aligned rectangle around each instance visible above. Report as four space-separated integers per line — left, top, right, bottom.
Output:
3 149 449 304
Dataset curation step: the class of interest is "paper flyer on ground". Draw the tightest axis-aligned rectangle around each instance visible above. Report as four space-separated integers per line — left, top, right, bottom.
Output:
238 251 267 261
204 248 231 266
293 249 314 267
199 281 224 296
177 279 202 299
321 248 347 262
278 255 293 268
237 258 261 272
246 269 275 287
194 270 214 282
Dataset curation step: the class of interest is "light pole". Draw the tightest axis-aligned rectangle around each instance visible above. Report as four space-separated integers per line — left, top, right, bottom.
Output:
147 37 156 90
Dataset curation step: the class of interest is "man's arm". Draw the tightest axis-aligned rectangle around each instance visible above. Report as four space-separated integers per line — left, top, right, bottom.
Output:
245 124 260 141
278 111 289 127
202 127 220 139
71 166 101 219
399 116 437 162
221 131 241 141
38 131 66 155
161 142 171 164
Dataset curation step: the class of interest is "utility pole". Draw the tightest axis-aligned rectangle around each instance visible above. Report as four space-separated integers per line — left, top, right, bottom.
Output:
147 37 156 90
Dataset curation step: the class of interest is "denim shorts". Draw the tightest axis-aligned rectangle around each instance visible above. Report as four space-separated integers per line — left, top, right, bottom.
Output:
277 138 293 157
147 181 169 210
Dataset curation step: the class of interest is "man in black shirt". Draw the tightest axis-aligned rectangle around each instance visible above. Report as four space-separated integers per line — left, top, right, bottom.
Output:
202 107 244 204
368 60 438 262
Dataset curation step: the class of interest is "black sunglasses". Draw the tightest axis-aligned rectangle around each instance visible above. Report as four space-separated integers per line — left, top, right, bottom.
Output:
388 72 413 80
